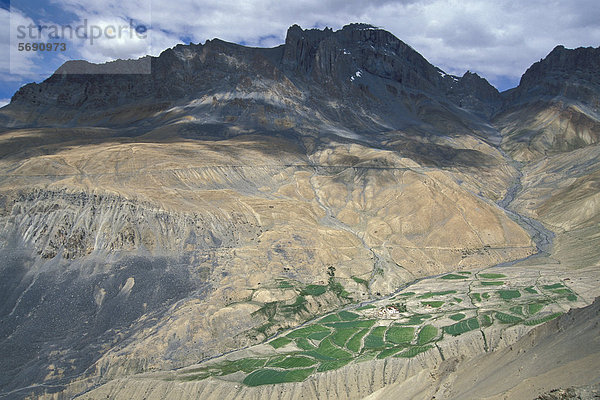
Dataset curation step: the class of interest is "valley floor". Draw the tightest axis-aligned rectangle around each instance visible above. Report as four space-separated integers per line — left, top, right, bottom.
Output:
74 262 600 400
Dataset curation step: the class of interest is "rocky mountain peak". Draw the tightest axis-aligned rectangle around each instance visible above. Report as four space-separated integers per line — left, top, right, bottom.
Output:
282 23 444 94
512 45 600 104
522 45 600 84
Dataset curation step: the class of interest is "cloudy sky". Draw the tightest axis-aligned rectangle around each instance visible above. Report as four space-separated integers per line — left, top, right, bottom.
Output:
1 0 599 107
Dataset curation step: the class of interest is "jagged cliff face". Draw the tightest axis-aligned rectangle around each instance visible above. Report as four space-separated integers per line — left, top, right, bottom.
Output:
496 45 600 161
0 24 598 399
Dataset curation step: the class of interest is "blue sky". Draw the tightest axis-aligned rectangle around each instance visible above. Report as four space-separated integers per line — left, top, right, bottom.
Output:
1 0 599 107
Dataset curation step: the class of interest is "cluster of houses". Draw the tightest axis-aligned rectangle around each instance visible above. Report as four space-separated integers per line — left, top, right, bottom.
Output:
376 305 402 318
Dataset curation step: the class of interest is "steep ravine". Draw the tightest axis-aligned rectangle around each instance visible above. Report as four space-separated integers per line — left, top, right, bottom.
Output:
496 157 555 263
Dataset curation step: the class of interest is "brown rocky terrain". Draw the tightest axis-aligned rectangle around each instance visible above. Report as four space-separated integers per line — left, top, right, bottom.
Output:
0 24 598 399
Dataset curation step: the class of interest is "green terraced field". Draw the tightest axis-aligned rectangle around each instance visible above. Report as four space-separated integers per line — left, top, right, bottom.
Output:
440 274 467 280
338 310 360 321
295 337 315 350
352 276 369 286
527 303 544 315
418 290 457 299
495 311 523 324
524 312 562 326
444 317 480 336
175 269 583 387
268 356 317 369
277 280 293 289
346 328 369 352
543 283 564 290
552 288 577 301
479 273 506 279
498 290 521 300
524 286 538 294
450 313 466 321
377 346 406 359
301 284 327 296
397 345 433 358
243 367 315 386
363 326 387 349
310 338 353 360
317 359 352 372
417 325 438 344
307 330 331 341
481 281 504 286
386 326 415 344
509 306 524 315
325 320 376 329
287 324 330 339
331 328 359 347
224 358 268 373
319 314 341 323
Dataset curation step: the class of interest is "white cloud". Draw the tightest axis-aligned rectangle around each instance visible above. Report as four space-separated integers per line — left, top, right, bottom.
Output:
0 98 10 108
2 8 47 81
141 0 600 89
2 0 600 91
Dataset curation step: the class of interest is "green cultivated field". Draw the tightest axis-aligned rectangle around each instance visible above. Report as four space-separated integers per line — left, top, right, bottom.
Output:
450 313 466 321
269 337 292 348
397 345 433 358
301 284 327 296
524 312 562 326
319 314 341 323
481 281 504 286
331 328 359 347
495 311 523 324
338 310 360 321
287 324 329 339
444 317 479 336
440 274 467 280
377 346 406 359
268 356 317 369
524 286 538 294
528 303 544 315
479 273 506 279
177 272 575 386
498 290 521 300
317 359 352 372
346 328 369 352
363 326 387 349
543 283 564 289
295 337 315 350
326 320 376 329
243 368 315 386
417 325 438 344
386 326 415 344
